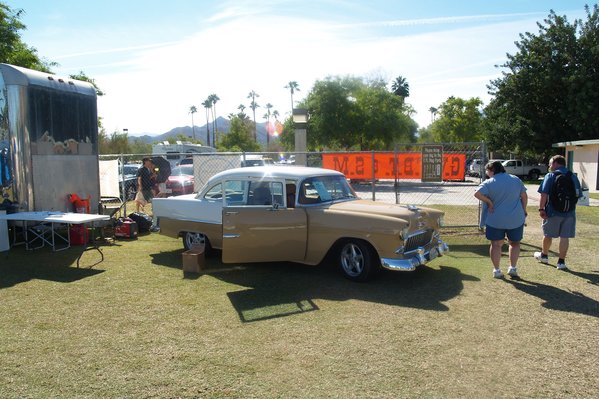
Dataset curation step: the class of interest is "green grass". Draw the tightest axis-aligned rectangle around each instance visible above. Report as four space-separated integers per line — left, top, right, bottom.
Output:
1 208 598 398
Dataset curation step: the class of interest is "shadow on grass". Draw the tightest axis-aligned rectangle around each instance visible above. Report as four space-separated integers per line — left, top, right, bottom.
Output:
505 278 599 318
149 250 479 322
0 246 105 289
565 269 599 286
449 241 544 259
212 261 478 322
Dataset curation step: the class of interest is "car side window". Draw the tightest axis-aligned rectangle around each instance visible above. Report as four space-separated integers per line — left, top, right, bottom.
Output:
248 181 284 206
223 180 248 205
299 180 322 204
204 183 222 200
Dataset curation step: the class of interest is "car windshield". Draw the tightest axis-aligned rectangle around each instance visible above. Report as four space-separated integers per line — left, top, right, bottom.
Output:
171 165 193 176
298 175 357 204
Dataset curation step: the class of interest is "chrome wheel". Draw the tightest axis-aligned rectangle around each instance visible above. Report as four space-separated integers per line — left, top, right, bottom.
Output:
183 232 207 250
339 240 376 281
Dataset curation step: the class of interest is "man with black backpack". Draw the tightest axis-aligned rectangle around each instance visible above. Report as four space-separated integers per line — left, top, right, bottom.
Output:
534 155 582 270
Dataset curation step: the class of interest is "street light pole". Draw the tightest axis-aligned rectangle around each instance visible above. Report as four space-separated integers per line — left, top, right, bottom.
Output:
292 108 308 166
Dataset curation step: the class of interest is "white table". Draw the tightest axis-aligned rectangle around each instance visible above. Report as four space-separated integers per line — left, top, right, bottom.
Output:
0 211 110 251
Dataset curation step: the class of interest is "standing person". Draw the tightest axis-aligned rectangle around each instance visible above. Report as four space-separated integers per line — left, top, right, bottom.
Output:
534 155 582 270
474 160 528 278
136 158 155 210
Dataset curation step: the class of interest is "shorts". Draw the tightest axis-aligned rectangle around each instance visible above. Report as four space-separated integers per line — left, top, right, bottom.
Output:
485 224 524 242
542 215 576 238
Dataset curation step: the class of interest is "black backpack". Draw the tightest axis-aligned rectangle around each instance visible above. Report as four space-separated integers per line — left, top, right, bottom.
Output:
128 212 153 233
549 171 578 213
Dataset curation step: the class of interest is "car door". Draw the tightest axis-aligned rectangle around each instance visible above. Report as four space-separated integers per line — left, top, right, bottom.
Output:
222 178 307 263
503 160 518 175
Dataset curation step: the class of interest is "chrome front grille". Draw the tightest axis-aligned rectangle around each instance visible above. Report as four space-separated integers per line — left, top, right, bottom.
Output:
404 229 434 253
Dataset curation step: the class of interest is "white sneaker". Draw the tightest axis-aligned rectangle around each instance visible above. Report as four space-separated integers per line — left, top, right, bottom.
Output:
534 251 549 264
493 269 504 279
556 262 568 270
507 266 519 277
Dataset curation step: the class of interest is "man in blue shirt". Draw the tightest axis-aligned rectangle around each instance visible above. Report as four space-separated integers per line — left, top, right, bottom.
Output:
534 155 582 270
475 161 528 278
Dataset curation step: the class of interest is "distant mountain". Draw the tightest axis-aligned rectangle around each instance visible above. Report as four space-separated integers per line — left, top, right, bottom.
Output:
130 116 270 145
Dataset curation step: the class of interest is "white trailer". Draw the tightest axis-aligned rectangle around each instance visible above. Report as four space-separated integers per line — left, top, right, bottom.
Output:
152 142 216 168
0 63 100 213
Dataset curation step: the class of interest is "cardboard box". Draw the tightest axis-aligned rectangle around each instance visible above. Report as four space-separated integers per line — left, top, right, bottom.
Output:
182 245 205 273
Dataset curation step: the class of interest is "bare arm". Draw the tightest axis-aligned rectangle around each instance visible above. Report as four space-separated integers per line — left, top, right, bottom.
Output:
474 191 494 212
521 191 528 216
539 192 549 219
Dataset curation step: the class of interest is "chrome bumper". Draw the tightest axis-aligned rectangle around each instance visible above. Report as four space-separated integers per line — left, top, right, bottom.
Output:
380 240 449 272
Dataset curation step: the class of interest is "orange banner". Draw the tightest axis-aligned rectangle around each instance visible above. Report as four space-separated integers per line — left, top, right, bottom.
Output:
322 152 466 181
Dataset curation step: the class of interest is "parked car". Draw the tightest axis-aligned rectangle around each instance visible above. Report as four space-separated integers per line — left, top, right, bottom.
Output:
240 155 274 167
121 163 141 200
153 166 448 281
164 165 194 196
467 158 505 177
501 159 548 180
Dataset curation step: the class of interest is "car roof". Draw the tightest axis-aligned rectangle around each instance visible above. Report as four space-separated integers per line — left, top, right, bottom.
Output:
209 165 344 183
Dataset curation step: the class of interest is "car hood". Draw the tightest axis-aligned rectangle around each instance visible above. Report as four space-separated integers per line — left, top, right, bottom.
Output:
328 199 444 220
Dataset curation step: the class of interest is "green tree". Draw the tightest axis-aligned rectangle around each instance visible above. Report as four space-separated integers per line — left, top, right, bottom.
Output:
208 93 219 144
484 5 599 158
429 96 483 142
428 106 438 123
285 81 300 112
217 114 260 152
69 71 105 96
247 90 260 142
417 126 434 143
202 98 212 146
300 75 416 150
0 3 56 71
391 75 410 98
188 105 197 140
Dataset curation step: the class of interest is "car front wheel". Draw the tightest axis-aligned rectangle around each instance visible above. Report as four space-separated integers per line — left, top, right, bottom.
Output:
183 232 209 252
338 239 377 282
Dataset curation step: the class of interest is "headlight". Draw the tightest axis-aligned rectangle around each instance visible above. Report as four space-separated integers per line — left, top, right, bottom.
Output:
400 226 410 240
438 215 445 227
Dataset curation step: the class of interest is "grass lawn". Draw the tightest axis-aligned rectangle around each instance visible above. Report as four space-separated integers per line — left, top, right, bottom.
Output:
1 206 598 398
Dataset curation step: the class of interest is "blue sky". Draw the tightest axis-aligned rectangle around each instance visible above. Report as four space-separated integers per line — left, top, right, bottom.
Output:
6 0 591 136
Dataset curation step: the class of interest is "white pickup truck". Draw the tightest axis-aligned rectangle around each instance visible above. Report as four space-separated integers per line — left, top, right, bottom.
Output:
502 159 548 180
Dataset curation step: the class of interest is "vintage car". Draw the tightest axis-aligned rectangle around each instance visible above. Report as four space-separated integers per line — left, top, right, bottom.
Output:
152 166 449 281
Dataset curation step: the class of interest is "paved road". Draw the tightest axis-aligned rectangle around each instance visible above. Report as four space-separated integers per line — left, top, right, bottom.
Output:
353 179 598 207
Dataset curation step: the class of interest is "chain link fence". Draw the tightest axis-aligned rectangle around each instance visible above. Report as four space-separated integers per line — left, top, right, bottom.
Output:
99 142 485 227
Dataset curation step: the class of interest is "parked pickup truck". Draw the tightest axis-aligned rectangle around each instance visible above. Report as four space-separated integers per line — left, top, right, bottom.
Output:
502 159 548 180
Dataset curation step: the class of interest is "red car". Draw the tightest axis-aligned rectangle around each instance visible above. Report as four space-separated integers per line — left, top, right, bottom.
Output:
165 165 195 196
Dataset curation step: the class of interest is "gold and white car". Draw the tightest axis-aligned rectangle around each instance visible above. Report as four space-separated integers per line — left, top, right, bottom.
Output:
153 166 448 281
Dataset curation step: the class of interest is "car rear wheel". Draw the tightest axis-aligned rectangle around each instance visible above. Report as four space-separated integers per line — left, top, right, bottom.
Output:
183 232 209 252
528 170 539 180
338 239 377 282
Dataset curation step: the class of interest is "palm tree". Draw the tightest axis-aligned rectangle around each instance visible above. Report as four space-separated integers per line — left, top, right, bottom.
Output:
188 105 197 140
285 81 300 112
247 90 260 142
428 106 438 123
264 103 273 147
208 94 220 145
237 104 246 118
272 109 281 137
201 99 212 146
391 75 410 98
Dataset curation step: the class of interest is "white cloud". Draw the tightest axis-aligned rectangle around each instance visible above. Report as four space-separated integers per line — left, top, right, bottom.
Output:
95 10 546 135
